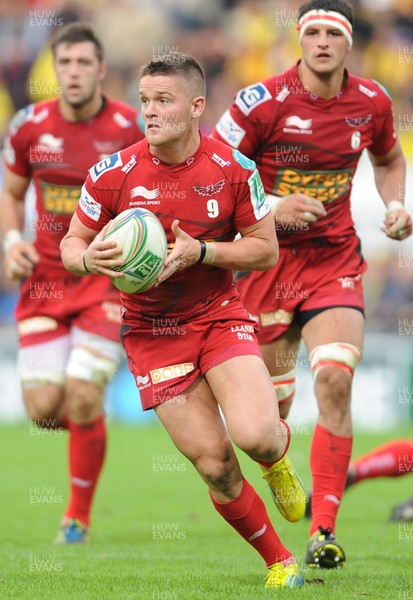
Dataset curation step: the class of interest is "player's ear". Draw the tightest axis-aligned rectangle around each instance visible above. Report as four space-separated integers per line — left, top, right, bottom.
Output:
191 96 205 119
99 60 108 82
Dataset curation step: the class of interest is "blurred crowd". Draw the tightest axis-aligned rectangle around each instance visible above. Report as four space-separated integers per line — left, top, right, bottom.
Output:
0 0 412 332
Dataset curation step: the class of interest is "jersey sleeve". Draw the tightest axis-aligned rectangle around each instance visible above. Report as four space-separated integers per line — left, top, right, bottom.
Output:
3 106 35 177
368 86 398 157
212 82 273 158
230 149 270 230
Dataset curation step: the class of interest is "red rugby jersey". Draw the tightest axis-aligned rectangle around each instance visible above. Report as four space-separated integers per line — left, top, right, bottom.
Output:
212 62 397 245
76 133 270 319
4 97 143 266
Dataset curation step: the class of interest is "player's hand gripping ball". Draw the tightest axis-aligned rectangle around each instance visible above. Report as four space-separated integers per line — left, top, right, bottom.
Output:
104 208 167 293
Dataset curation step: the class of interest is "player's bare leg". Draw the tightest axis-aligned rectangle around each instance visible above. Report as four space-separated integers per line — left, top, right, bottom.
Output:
207 354 305 522
260 326 301 420
54 375 106 543
155 368 303 589
54 333 121 543
19 332 120 543
301 307 364 567
23 385 66 428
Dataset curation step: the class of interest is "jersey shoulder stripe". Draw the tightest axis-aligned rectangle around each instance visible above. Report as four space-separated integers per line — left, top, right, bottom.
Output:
8 99 55 135
346 74 393 112
105 98 142 131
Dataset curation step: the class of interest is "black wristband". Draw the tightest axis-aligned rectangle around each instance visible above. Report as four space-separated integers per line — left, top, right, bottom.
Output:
197 240 207 264
82 252 90 273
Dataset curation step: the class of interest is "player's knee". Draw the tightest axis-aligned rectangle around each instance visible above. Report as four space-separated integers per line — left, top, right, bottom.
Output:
66 379 103 420
194 446 238 494
23 386 64 425
317 370 352 424
317 366 352 400
234 425 282 461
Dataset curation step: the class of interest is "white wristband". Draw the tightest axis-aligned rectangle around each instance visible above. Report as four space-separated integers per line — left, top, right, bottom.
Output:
266 194 285 217
203 242 216 265
3 229 23 254
386 200 404 214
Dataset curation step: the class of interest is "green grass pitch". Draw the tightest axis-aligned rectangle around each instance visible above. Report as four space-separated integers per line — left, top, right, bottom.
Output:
1 422 413 599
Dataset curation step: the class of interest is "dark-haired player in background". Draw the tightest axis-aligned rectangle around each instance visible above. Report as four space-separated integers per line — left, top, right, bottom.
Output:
0 22 143 543
213 0 412 568
61 54 305 590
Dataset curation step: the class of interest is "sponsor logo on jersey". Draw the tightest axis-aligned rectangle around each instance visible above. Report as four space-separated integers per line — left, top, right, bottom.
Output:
90 152 123 182
193 179 225 197
358 84 377 99
235 83 272 116
9 105 35 135
150 363 194 384
215 110 246 148
130 186 159 200
211 152 231 168
136 374 151 390
260 310 294 327
248 170 269 220
345 114 372 128
283 115 313 134
38 133 64 152
41 182 81 214
79 185 102 221
272 168 352 203
276 86 290 102
121 154 137 173
113 111 133 128
338 274 361 289
18 317 58 336
232 150 256 171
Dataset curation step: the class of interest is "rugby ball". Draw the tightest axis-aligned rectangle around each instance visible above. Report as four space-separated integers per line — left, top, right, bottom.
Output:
104 208 167 293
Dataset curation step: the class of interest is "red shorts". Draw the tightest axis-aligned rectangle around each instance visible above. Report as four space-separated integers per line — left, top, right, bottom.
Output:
121 287 262 410
16 260 122 346
236 236 367 345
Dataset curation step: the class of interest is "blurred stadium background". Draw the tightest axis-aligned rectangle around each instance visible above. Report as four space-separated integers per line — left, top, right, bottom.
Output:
0 0 412 429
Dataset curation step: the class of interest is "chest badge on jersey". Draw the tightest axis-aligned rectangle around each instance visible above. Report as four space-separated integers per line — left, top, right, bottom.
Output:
345 114 372 128
193 180 225 197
